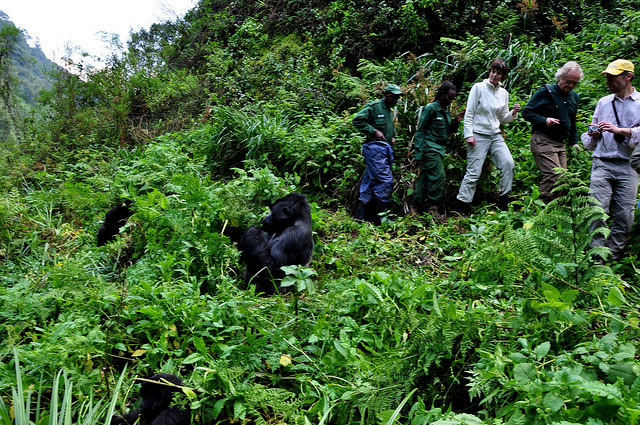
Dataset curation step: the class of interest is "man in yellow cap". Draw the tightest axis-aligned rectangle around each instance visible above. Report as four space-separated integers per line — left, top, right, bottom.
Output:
582 59 640 260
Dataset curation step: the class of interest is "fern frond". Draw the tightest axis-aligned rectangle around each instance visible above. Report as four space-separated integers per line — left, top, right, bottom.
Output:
469 170 611 292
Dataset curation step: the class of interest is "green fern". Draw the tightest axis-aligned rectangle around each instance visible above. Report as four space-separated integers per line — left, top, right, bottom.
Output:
469 170 611 292
243 384 303 423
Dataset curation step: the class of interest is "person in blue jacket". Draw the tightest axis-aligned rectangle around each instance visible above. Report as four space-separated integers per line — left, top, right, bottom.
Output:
352 84 403 224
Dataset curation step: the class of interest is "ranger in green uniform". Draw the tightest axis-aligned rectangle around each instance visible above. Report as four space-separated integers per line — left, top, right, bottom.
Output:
412 81 464 219
353 84 403 224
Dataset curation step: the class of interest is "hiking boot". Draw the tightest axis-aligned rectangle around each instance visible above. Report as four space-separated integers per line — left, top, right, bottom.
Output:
497 194 511 210
427 205 446 222
453 200 471 216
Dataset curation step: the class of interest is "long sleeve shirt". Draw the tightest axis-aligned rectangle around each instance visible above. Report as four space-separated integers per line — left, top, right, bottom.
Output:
352 98 395 143
463 79 514 138
581 89 640 160
413 100 459 159
522 84 579 144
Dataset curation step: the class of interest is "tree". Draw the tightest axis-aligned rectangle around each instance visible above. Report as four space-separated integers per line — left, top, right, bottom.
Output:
0 22 23 141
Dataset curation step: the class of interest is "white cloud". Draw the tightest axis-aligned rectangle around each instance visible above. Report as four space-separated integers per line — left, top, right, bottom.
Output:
0 0 197 65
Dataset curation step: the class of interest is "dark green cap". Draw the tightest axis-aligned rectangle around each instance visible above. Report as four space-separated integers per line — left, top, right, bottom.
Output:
384 84 403 95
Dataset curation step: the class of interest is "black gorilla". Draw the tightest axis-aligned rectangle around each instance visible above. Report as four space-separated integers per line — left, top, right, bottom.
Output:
97 200 134 246
110 373 190 425
226 192 314 295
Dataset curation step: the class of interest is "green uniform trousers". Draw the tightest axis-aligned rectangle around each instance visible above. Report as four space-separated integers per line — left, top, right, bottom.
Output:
413 148 445 205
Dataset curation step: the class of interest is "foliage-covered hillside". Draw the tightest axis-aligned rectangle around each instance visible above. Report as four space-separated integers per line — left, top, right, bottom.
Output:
0 11 56 101
2 1 640 424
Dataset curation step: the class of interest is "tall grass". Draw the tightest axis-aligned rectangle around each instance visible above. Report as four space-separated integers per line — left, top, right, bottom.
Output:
0 350 126 425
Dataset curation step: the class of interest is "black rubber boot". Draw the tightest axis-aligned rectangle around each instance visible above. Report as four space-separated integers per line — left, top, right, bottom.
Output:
355 200 367 221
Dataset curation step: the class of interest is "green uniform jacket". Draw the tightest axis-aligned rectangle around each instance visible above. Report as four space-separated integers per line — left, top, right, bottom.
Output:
414 100 459 160
522 84 579 144
352 98 395 142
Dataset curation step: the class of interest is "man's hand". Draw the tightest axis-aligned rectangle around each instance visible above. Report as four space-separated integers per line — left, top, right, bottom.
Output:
465 136 476 146
546 117 560 126
598 121 628 136
373 129 386 141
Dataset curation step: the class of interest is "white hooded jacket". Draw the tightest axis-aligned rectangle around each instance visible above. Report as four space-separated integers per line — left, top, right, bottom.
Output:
463 78 514 138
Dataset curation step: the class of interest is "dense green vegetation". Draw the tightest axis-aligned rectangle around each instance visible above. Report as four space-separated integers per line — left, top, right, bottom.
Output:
2 1 640 424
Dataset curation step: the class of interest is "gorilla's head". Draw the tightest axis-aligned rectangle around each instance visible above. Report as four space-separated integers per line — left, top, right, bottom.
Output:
262 192 311 234
139 373 183 418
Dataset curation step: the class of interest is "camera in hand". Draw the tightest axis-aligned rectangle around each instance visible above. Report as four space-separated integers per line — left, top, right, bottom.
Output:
588 124 599 132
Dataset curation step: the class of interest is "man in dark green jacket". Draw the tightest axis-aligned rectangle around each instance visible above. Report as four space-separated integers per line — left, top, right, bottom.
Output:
522 61 583 202
412 81 464 219
352 83 403 224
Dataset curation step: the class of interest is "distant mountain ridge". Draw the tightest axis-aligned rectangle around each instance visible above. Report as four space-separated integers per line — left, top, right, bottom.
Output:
0 10 59 104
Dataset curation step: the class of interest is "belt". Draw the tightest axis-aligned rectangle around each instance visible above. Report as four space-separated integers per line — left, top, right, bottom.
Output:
531 130 563 142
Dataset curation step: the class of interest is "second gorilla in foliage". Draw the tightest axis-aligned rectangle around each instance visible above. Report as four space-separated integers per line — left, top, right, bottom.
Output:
97 200 134 246
226 192 314 295
110 373 189 425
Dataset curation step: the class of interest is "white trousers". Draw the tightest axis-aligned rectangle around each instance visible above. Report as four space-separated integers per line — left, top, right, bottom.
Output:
456 133 514 203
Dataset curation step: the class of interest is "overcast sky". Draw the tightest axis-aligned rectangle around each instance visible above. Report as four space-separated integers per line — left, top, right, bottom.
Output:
0 0 198 66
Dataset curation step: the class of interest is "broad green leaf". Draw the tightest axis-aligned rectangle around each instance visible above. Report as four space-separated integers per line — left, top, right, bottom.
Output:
233 400 247 419
509 353 528 364
334 339 349 359
560 290 578 303
543 393 564 412
607 287 626 306
606 362 639 386
182 353 204 364
514 363 536 385
580 381 622 400
534 342 551 359
432 290 442 317
541 283 561 303
212 398 228 418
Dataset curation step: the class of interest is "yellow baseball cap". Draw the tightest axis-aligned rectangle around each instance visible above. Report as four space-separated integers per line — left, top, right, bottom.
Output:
602 59 635 75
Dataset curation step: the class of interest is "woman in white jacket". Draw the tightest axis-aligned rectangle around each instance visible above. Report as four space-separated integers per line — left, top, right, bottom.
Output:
456 58 520 212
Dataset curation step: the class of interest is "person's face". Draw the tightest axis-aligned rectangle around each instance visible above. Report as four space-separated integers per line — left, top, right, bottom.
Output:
440 89 457 107
557 70 581 94
489 68 504 85
606 72 631 94
384 92 401 107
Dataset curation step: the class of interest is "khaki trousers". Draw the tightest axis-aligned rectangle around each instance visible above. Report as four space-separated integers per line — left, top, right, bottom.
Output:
530 132 566 201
